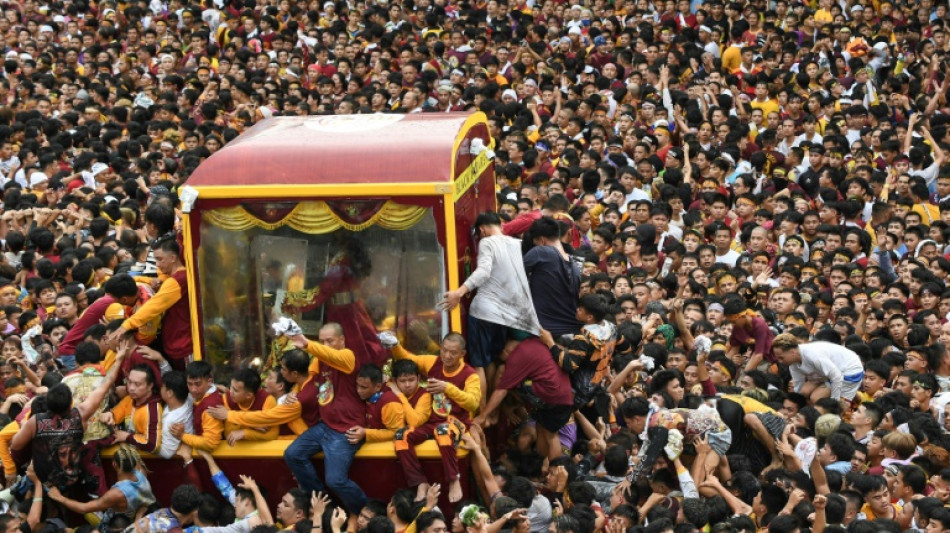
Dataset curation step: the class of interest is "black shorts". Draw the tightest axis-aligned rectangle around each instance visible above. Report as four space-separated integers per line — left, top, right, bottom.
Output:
755 412 787 442
534 404 573 433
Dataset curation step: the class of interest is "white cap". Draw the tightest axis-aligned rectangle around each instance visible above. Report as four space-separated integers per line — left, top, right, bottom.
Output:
699 25 712 33
29 172 48 188
568 26 582 35
39 25 53 33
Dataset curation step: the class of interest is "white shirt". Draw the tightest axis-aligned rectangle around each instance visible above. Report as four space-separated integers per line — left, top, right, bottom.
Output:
793 132 823 147
0 156 19 178
790 342 864 400
716 249 741 267
159 398 194 459
464 234 541 335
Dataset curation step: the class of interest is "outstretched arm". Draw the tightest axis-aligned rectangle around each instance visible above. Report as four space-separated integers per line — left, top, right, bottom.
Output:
78 338 132 421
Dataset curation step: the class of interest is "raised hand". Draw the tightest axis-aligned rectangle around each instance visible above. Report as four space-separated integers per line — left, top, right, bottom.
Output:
311 491 330 520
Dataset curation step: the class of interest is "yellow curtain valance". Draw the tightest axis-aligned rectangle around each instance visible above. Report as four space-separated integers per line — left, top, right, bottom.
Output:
203 201 428 233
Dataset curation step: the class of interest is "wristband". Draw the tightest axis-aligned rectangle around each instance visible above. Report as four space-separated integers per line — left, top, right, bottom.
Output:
32 497 42 502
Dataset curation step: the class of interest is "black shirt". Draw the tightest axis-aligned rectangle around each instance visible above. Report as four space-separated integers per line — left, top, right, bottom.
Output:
523 245 583 336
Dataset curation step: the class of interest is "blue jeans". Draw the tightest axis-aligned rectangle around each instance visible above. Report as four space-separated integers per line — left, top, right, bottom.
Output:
284 422 366 513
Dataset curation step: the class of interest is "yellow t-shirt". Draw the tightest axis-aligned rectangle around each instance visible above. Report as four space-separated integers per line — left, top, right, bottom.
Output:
721 394 776 414
721 45 742 72
861 502 902 521
750 98 781 119
913 203 940 225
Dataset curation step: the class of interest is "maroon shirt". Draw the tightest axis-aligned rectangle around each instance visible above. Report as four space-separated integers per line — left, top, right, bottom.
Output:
162 270 192 359
59 294 115 356
193 390 223 435
298 375 322 427
365 390 400 430
118 349 164 389
315 362 363 433
425 359 477 425
224 389 270 411
729 314 775 362
498 338 573 406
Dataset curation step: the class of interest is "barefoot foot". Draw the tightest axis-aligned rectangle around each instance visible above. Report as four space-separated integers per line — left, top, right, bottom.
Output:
448 479 463 503
415 483 430 502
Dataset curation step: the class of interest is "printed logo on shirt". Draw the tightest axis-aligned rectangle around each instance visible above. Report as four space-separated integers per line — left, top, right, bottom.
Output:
433 393 451 417
318 380 334 406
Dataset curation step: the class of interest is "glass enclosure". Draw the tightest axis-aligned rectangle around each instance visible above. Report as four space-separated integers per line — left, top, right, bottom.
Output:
197 202 447 379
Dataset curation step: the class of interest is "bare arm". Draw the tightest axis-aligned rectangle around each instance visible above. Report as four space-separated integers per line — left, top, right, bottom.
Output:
48 486 126 514
473 388 507 427
608 360 642 394
79 341 129 421
904 113 918 155
10 417 35 452
462 435 499 505
809 443 830 495
813 495 827 533
700 475 752 515
12 359 40 387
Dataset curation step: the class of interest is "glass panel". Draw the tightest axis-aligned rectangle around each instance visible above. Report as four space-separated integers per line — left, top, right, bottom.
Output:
198 204 446 380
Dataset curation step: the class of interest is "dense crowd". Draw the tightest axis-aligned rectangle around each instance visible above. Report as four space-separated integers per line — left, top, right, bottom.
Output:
0 0 945 531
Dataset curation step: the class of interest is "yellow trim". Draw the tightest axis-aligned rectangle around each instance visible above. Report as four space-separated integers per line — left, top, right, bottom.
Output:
443 193 461 332
454 151 492 201
450 112 490 180
202 201 428 233
193 183 452 200
101 439 467 460
182 213 202 362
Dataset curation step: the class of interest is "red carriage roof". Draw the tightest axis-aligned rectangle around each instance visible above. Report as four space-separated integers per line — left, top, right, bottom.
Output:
187 113 485 188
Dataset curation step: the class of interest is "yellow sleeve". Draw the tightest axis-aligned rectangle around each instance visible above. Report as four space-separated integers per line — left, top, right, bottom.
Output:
130 402 162 454
405 507 430 533
305 341 355 374
111 396 134 425
102 350 117 372
227 401 302 428
589 203 606 230
228 396 279 441
133 273 168 285
402 392 432 429
0 421 20 476
445 374 481 416
365 403 405 443
391 345 438 374
182 412 224 451
123 277 181 331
